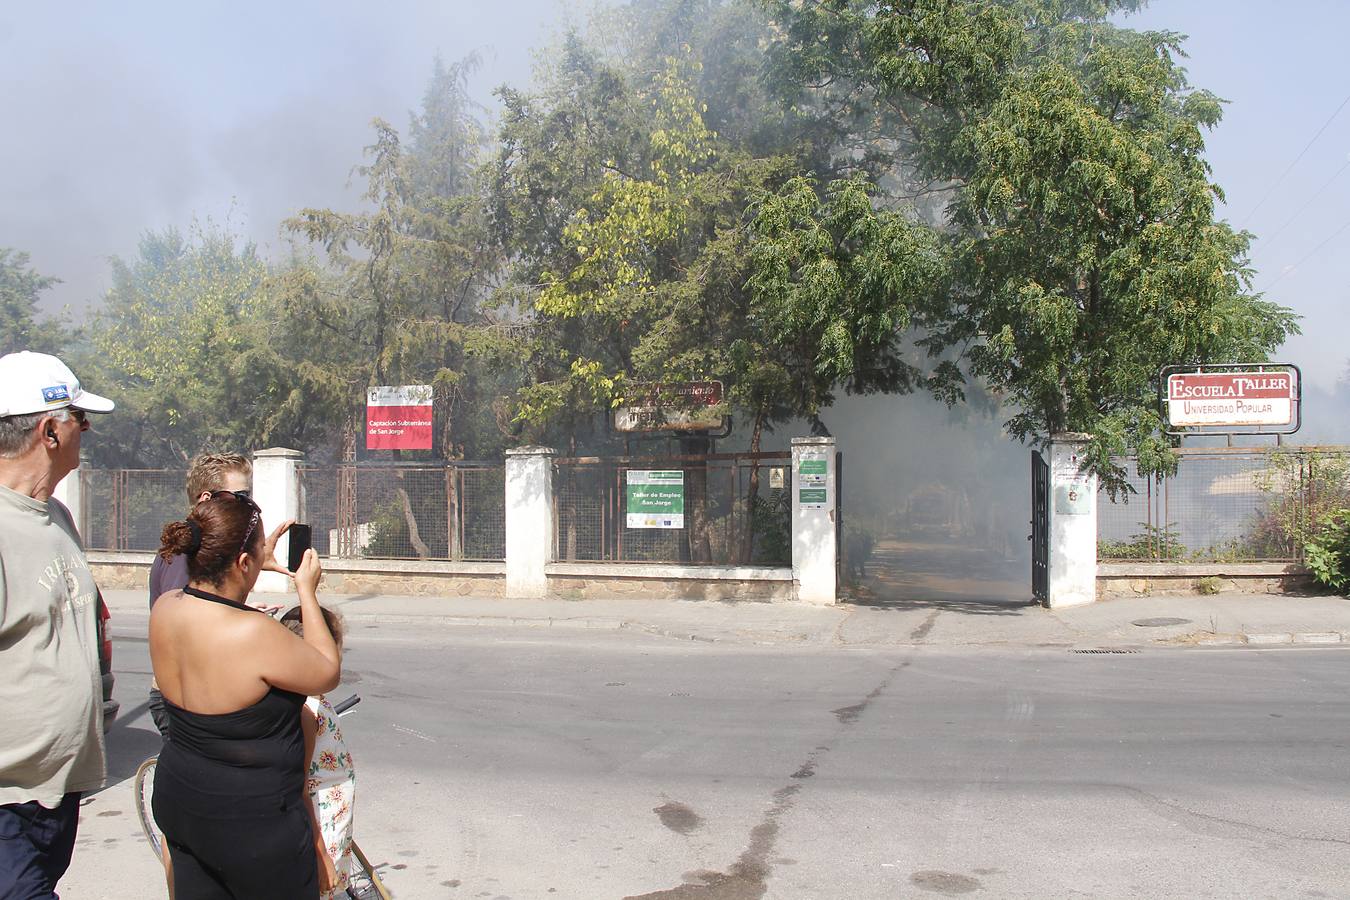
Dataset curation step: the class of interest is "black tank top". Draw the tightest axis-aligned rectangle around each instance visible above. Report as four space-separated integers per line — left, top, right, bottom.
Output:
156 587 306 817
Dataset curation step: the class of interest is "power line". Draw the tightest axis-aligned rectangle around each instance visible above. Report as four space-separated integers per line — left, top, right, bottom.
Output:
1257 216 1350 293
1239 90 1350 229
1250 156 1350 260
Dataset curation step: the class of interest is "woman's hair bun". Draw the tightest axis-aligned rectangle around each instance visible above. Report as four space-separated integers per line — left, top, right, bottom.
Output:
158 519 202 561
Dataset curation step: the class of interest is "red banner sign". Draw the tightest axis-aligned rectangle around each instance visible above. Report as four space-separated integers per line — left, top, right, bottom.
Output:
1165 371 1297 428
366 385 434 450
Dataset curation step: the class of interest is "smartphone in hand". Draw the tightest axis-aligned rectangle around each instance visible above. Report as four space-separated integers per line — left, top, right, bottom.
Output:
287 524 313 572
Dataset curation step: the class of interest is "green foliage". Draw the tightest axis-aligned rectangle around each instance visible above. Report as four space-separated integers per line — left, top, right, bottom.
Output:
491 31 830 443
1097 521 1183 561
760 0 1300 489
750 489 790 565
1195 576 1223 595
748 177 948 393
282 56 508 460
1305 511 1350 594
362 498 413 559
0 248 69 356
59 0 1300 490
78 226 294 466
1249 450 1350 558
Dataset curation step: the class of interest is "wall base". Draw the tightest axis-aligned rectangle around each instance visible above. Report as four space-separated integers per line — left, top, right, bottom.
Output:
547 563 794 602
91 552 794 602
1097 562 1314 598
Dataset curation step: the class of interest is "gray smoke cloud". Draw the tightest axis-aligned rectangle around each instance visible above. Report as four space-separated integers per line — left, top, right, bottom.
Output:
0 1 567 313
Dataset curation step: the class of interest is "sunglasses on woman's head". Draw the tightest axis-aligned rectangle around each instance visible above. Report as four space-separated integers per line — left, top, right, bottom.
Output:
208 489 261 554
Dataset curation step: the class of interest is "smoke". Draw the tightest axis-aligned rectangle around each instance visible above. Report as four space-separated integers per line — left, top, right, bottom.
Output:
0 0 567 315
820 390 1034 606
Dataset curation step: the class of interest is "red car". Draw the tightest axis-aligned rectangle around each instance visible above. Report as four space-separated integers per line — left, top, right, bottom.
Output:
96 592 119 730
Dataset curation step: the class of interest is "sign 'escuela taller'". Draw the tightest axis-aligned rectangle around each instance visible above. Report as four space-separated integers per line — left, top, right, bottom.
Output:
1164 368 1299 429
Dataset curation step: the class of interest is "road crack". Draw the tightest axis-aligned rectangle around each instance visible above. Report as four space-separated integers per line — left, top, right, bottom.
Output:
624 660 911 899
1122 785 1350 847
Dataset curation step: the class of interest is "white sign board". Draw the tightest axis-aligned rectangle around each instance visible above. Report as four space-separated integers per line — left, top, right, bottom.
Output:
1166 370 1297 428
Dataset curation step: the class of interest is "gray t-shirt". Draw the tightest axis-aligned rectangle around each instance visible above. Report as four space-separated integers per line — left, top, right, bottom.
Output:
0 484 107 808
149 553 189 608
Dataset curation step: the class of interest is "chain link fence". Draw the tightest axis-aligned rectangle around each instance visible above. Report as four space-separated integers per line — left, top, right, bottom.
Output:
76 463 506 561
299 464 505 561
80 469 187 552
554 452 791 565
1097 447 1350 562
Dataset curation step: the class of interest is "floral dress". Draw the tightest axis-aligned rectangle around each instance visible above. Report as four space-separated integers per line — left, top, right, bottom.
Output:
306 694 356 900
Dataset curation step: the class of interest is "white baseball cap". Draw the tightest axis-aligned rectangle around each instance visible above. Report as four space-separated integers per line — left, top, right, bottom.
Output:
0 351 115 417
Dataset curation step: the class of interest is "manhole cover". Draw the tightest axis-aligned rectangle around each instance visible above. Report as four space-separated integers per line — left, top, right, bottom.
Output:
1132 617 1191 628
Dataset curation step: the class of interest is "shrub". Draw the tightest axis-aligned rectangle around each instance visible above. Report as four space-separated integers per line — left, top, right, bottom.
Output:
1305 510 1350 594
1097 523 1184 560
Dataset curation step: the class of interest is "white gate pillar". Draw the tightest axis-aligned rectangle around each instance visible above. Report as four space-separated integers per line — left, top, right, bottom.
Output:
253 447 305 593
505 447 555 599
51 462 86 538
792 437 837 605
1047 433 1098 609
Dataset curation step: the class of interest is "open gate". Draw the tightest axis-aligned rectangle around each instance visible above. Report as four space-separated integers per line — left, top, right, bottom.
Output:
1031 450 1049 602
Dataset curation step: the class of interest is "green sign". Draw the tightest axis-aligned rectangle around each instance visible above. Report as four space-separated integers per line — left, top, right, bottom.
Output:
626 470 685 528
799 487 828 505
799 459 828 475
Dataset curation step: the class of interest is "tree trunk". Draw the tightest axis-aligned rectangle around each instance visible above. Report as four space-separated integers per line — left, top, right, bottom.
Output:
682 435 711 563
741 409 765 564
395 478 431 559
441 399 461 560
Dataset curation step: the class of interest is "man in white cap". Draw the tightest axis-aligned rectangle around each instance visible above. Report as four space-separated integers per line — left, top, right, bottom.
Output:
0 350 115 897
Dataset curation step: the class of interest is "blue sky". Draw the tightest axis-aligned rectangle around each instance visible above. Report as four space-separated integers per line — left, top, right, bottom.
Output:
3 1 1347 397
1122 1 1350 394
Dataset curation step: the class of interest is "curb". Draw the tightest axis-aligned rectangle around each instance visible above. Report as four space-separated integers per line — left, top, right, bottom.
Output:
1192 631 1347 646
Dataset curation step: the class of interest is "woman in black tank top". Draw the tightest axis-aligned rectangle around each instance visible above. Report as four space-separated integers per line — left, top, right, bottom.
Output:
149 492 341 899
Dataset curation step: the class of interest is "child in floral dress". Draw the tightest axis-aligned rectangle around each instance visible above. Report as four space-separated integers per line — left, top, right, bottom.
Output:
284 606 356 899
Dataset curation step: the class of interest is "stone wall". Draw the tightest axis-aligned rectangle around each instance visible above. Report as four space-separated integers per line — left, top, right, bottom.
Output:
89 554 153 590
1096 562 1314 598
90 552 792 602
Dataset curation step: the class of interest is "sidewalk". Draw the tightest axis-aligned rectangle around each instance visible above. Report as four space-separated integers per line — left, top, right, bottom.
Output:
102 588 1350 649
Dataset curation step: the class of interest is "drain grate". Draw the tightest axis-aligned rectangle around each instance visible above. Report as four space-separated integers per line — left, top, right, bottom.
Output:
1070 648 1140 654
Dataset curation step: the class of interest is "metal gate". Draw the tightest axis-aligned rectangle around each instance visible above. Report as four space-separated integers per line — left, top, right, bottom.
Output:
835 450 844 589
1031 450 1049 602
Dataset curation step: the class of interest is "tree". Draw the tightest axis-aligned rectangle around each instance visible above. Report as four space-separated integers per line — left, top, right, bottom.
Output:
0 248 68 356
77 226 308 467
282 58 504 556
756 0 1299 490
490 28 890 559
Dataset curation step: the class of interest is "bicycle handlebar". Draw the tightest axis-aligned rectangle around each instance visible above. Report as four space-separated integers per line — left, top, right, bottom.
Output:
332 694 361 716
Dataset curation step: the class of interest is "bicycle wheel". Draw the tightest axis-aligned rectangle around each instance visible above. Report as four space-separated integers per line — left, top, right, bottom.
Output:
345 840 392 899
133 756 162 860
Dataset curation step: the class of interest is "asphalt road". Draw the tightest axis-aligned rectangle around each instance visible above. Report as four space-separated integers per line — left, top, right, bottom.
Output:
71 617 1350 899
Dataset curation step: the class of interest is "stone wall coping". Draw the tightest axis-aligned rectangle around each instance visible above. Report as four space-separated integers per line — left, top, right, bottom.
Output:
1098 562 1307 578
253 447 304 459
86 550 504 576
322 558 505 575
546 562 793 582
88 551 155 566
506 446 556 457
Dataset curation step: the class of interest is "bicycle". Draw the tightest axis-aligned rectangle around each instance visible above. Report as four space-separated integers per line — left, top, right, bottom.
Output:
134 694 392 900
